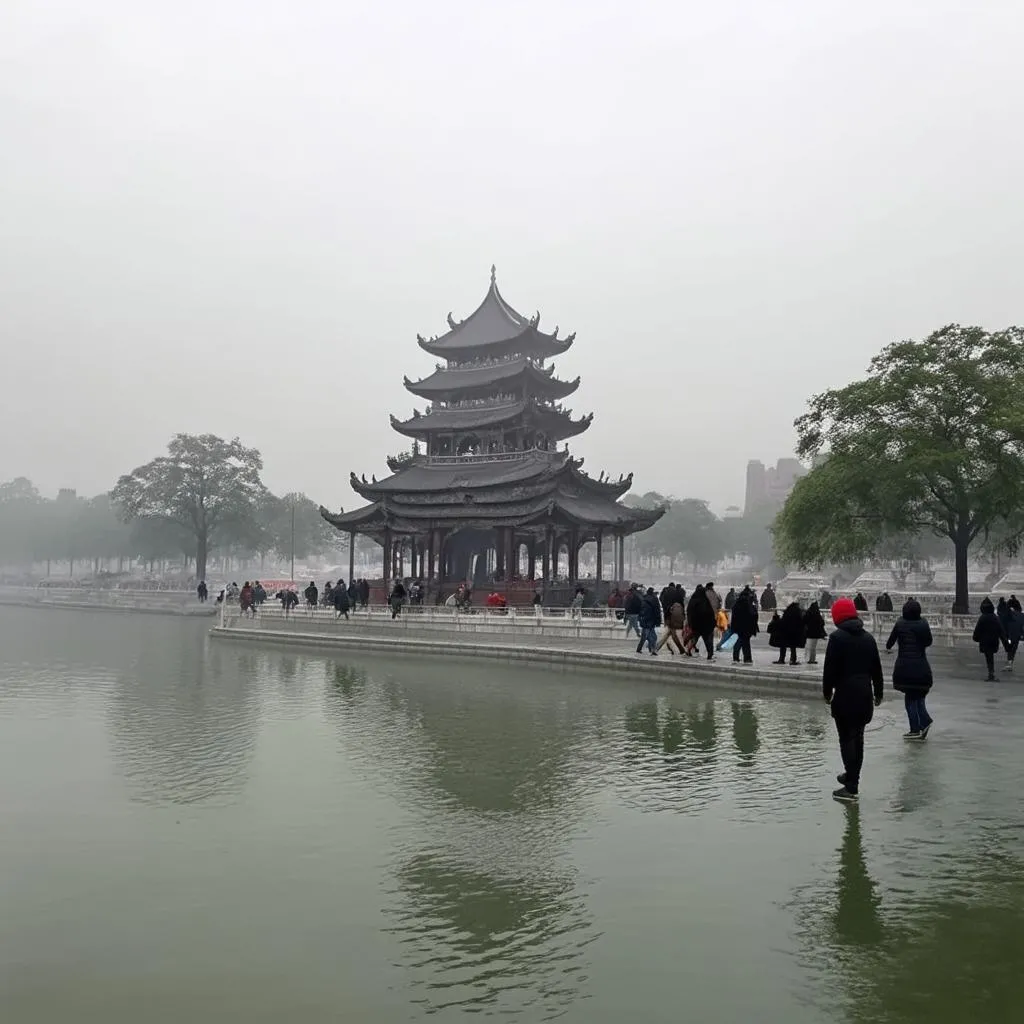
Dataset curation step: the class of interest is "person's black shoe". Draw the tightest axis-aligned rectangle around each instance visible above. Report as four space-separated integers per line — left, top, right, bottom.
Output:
832 787 858 803
920 723 932 739
986 674 996 681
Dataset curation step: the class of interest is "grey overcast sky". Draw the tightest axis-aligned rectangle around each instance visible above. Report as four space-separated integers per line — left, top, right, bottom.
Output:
2 0 1021 513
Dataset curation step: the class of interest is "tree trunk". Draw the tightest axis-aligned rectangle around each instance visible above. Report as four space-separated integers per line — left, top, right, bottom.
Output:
196 532 208 582
953 528 970 614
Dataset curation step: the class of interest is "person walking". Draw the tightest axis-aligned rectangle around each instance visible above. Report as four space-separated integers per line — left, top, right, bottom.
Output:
333 580 351 620
724 587 737 612
823 597 884 803
622 585 642 637
637 587 662 656
705 582 722 614
803 601 827 665
686 584 717 661
885 599 933 739
1003 602 1024 671
389 579 406 619
729 586 757 664
853 592 868 612
973 598 1006 681
775 602 806 665
657 596 686 654
759 584 777 612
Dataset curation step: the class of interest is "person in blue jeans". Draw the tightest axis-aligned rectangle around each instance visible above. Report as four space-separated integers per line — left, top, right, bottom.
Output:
885 598 934 740
636 587 662 655
622 585 643 639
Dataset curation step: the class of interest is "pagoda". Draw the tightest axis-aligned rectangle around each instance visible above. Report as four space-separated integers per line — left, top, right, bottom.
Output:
322 268 664 594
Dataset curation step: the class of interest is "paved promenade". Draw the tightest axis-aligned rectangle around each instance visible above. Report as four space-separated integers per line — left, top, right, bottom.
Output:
211 604 1015 695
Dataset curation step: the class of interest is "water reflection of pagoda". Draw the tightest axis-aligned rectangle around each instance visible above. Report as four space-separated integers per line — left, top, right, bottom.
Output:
322 268 663 591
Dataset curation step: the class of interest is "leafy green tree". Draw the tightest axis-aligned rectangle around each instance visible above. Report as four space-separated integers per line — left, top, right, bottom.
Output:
624 492 726 572
774 325 1024 611
269 492 339 562
111 434 266 581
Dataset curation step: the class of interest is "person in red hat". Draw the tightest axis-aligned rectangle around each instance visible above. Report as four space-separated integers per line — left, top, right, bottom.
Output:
822 597 884 803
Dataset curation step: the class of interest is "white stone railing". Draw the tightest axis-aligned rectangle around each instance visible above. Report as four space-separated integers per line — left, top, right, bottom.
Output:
218 602 980 644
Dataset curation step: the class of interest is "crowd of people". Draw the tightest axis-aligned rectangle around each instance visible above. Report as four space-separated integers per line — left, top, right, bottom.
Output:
619 581 1022 805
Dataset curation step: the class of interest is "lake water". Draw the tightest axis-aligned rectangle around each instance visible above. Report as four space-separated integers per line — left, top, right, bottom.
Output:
1 607 1022 1023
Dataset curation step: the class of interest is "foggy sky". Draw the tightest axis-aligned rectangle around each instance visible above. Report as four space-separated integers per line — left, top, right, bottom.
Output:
2 0 1021 514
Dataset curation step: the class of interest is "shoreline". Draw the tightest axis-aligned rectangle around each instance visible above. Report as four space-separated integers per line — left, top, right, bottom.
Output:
209 624 823 697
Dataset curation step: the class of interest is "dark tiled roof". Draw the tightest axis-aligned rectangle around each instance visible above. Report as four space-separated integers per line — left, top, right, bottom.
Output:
405 357 578 400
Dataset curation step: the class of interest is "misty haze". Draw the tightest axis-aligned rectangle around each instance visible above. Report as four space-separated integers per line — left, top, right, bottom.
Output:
2 2 1023 1023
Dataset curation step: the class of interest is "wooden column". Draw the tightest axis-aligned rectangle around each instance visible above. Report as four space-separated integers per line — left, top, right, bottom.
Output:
616 533 625 583
568 529 578 581
505 530 515 583
595 530 603 582
542 529 552 582
383 529 392 582
349 531 356 584
427 530 436 582
496 528 506 578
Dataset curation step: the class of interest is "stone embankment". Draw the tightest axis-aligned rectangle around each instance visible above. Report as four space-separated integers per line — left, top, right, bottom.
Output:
0 586 216 617
210 604 1001 694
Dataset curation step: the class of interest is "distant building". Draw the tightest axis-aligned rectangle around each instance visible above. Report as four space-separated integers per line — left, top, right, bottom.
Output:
743 458 805 516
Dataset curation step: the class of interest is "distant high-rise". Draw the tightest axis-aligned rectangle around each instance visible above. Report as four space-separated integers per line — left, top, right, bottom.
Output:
743 458 805 516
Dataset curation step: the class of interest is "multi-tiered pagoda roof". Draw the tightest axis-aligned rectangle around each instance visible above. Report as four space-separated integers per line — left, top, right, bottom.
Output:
322 269 663 588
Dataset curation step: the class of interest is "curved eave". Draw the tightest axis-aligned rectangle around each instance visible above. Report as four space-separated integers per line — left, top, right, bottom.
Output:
404 361 579 401
321 503 383 531
414 276 527 355
538 410 592 441
390 402 526 438
418 324 574 361
565 461 634 498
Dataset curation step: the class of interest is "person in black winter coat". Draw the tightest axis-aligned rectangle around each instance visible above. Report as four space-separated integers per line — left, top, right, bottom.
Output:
774 602 806 665
853 592 868 612
802 601 827 665
333 582 351 620
724 587 737 612
759 585 777 611
637 587 662 655
822 598 884 802
885 599 933 738
659 584 676 622
1003 605 1024 671
623 586 643 638
729 587 757 664
686 584 717 660
1009 594 1023 614
973 597 1006 681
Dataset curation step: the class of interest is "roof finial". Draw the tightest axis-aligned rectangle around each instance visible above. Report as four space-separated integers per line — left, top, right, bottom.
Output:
490 264 496 285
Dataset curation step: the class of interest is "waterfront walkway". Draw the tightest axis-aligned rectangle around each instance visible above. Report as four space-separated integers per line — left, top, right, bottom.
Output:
211 604 1013 693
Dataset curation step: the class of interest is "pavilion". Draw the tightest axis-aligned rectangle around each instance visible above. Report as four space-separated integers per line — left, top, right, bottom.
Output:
321 268 664 591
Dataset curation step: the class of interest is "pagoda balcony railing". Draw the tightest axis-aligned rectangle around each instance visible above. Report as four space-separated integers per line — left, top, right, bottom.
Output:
422 447 563 465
